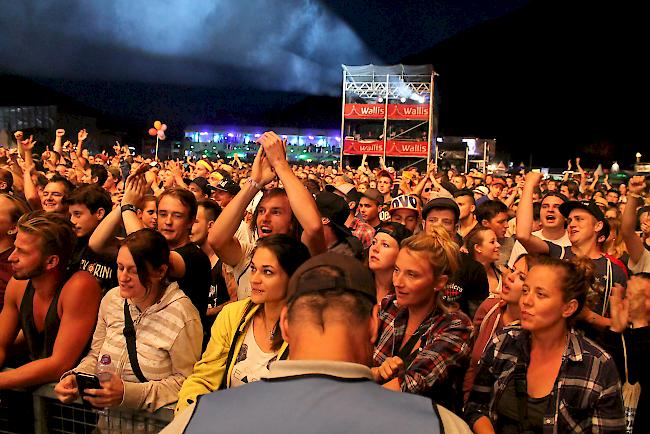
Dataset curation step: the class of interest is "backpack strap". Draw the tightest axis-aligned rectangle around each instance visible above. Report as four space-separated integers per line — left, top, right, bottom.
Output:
123 300 148 383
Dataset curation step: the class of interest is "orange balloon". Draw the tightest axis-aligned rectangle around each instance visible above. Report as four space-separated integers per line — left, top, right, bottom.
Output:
148 128 157 136
154 121 162 130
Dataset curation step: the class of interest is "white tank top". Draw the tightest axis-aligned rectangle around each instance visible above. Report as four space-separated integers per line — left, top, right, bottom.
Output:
230 323 278 388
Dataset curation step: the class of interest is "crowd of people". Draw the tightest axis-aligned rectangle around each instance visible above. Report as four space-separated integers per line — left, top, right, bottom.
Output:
0 128 649 433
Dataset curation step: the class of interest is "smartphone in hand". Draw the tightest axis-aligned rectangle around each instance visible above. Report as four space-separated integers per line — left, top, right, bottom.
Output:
75 372 101 396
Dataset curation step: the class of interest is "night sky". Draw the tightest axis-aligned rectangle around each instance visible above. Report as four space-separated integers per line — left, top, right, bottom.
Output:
1 0 647 167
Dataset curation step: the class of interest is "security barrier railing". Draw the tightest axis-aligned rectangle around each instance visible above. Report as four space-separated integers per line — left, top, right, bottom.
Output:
0 383 173 434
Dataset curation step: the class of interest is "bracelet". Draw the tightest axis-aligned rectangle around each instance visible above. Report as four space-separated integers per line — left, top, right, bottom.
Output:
629 193 644 200
247 178 262 191
121 204 139 214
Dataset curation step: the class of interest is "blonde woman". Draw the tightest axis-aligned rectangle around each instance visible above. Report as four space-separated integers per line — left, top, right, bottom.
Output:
372 228 472 413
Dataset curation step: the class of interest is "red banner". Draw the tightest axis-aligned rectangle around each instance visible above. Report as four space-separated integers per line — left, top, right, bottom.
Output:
343 139 384 156
343 139 429 157
344 104 430 120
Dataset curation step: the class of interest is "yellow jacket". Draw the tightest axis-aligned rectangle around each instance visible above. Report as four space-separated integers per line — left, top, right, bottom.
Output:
175 299 289 414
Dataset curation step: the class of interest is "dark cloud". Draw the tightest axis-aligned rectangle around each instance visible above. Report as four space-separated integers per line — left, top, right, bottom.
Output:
0 0 379 95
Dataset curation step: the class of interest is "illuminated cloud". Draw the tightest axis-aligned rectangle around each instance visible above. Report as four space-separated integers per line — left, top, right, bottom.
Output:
0 0 378 95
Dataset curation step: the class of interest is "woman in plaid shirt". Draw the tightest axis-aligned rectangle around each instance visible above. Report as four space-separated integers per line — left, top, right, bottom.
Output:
372 228 473 412
465 256 624 433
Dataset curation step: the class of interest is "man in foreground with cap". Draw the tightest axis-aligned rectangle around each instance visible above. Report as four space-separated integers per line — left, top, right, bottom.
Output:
316 191 364 260
516 171 627 330
163 253 471 434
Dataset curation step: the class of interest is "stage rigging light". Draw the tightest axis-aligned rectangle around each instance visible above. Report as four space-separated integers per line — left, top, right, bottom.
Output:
400 97 406 103
377 97 384 103
227 132 235 138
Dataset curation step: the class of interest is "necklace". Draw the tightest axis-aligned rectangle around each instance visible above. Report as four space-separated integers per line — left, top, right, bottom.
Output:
260 310 278 341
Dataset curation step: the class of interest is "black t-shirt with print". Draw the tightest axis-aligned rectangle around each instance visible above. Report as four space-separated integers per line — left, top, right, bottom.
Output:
70 237 117 296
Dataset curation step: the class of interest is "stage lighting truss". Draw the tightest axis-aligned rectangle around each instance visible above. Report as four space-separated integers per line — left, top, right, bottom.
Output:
343 77 431 100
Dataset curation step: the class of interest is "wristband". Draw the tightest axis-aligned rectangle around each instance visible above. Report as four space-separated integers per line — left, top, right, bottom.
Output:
247 178 262 191
629 193 644 200
121 204 139 214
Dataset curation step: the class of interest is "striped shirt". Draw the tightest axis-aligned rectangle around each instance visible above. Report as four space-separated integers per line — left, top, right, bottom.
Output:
74 282 203 412
465 327 624 433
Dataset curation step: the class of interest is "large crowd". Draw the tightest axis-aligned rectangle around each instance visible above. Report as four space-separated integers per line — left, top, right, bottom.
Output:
0 128 649 433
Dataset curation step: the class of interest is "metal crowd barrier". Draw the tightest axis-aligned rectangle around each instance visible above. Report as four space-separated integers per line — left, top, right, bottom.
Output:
0 383 173 434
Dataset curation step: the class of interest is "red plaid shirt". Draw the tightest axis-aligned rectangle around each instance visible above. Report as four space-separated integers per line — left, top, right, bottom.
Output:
348 217 375 250
373 294 473 397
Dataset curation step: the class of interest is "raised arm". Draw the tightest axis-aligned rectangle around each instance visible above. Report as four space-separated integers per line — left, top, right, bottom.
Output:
411 162 434 199
576 157 588 193
260 131 326 256
515 172 549 254
622 176 646 264
20 137 42 210
208 147 275 266
120 174 147 235
88 205 122 258
76 129 88 156
54 129 65 155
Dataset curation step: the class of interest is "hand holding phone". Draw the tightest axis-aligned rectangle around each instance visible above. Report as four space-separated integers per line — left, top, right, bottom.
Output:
75 372 101 396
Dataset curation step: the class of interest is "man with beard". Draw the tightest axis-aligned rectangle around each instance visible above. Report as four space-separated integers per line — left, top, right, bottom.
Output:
453 189 478 241
0 211 101 389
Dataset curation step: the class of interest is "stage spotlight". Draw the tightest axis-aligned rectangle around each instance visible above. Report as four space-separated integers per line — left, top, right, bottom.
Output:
377 97 383 103
410 94 425 103
400 97 406 103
